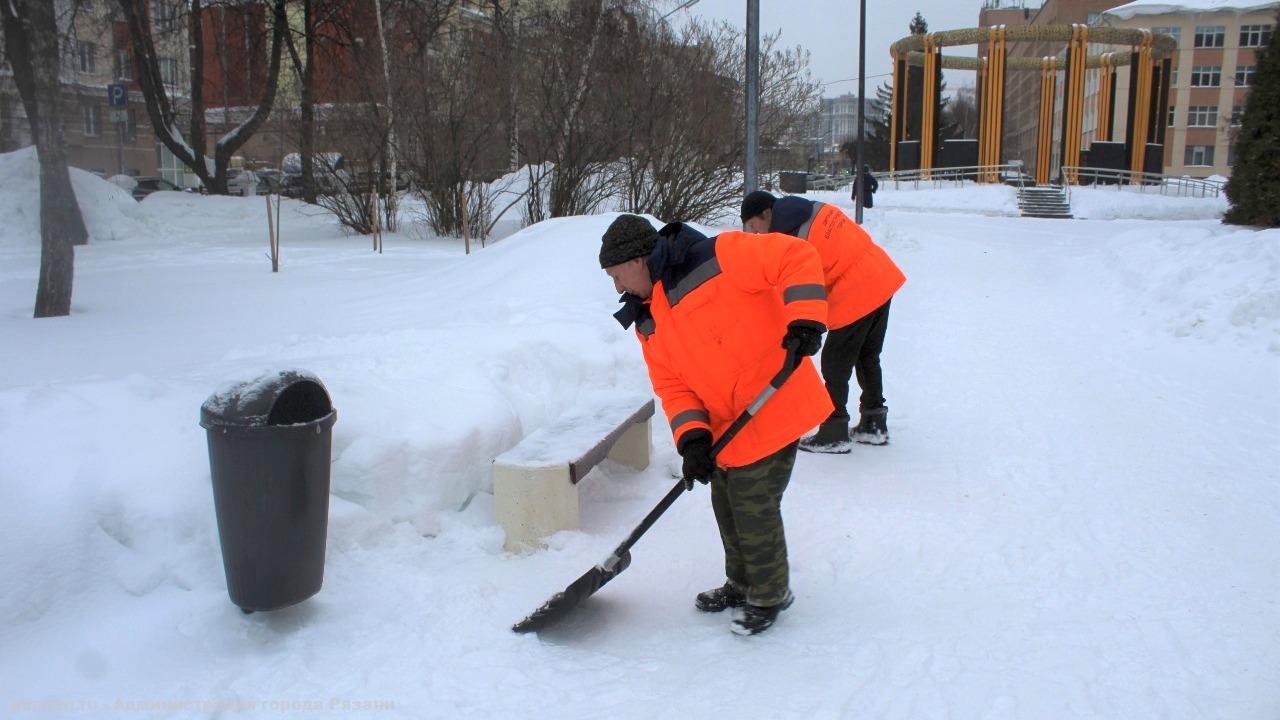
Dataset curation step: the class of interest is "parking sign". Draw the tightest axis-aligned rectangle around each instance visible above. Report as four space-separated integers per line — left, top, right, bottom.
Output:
107 84 128 108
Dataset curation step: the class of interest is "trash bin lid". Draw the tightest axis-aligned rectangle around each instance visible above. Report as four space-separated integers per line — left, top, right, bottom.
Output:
200 369 334 429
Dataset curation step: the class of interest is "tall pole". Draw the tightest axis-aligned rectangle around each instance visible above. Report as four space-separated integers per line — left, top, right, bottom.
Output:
855 0 866 223
745 0 759 193
374 0 397 231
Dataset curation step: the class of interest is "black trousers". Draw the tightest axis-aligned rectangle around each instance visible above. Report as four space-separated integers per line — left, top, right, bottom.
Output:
821 298 891 422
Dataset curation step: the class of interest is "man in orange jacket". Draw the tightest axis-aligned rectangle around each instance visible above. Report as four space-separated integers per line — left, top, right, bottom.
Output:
741 191 905 452
599 213 832 635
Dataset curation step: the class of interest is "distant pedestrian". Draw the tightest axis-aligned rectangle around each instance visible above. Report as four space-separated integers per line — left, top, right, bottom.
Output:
854 164 879 209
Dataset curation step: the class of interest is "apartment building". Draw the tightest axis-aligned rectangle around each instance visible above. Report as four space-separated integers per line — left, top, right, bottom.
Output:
817 93 886 152
1101 0 1277 178
0 0 187 179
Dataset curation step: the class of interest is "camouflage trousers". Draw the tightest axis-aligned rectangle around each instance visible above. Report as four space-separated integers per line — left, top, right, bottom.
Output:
709 441 798 607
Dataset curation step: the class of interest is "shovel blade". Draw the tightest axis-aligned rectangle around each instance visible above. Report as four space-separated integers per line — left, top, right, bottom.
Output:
511 551 632 634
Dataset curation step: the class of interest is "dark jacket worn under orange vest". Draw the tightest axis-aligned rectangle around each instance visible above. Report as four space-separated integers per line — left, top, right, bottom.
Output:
769 197 905 330
615 223 834 469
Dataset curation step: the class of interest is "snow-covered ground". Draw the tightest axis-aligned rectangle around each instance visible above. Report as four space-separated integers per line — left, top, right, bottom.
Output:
1 155 1278 719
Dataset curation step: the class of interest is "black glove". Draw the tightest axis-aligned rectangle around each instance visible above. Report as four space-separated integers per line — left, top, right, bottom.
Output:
781 320 825 357
678 430 715 491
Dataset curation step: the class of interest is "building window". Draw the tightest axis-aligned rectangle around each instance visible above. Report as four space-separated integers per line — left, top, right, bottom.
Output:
153 0 179 32
1170 67 1179 87
1191 66 1221 87
1234 65 1256 87
1168 105 1177 127
1232 105 1244 126
1194 25 1225 48
1153 26 1182 46
1184 145 1215 167
126 107 140 141
77 41 96 74
83 104 100 137
1228 143 1237 167
1086 12 1101 26
1240 24 1272 47
1187 105 1218 127
114 48 132 80
158 57 178 88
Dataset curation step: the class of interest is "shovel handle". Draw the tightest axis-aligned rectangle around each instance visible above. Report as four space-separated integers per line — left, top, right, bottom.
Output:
599 347 803 568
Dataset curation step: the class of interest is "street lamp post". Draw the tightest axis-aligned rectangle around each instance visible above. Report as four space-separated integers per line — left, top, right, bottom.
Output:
745 0 760 194
855 0 866 223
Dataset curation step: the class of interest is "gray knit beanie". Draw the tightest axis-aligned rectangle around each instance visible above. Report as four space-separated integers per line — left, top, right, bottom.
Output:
599 214 659 268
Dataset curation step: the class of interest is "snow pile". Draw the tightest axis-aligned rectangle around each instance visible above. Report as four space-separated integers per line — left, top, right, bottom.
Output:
1070 185 1228 220
0 147 153 246
1102 221 1280 353
1106 0 1279 19
0 189 1277 718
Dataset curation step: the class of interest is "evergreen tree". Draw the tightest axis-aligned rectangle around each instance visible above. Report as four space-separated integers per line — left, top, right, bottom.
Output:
844 83 894 171
841 13 957 171
909 12 928 36
1224 9 1280 227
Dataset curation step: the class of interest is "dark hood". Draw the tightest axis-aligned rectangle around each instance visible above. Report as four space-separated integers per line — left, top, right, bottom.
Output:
768 195 814 236
613 221 715 330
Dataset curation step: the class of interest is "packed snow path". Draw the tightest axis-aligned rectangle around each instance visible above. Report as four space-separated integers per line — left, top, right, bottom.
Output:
0 171 1276 718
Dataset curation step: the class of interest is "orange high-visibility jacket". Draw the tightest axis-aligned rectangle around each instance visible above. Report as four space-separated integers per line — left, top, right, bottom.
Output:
790 201 905 330
632 225 834 468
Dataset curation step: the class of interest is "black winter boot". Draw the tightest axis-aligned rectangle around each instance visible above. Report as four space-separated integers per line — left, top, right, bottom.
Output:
730 592 794 636
695 582 746 612
852 407 889 445
799 419 852 454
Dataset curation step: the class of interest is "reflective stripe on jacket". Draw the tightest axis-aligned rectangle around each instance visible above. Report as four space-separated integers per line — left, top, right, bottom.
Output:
636 225 833 468
777 198 906 330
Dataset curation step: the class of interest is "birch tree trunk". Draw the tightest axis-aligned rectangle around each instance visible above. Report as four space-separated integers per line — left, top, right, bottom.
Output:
373 0 397 230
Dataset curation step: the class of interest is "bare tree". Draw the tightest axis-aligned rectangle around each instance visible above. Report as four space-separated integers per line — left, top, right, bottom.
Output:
946 85 979 140
613 19 742 222
399 17 508 238
2 0 88 318
517 1 630 218
282 0 323 202
116 0 288 194
610 16 817 222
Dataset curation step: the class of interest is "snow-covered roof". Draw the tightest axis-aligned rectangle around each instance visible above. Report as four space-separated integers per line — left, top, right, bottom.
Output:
1105 0 1279 19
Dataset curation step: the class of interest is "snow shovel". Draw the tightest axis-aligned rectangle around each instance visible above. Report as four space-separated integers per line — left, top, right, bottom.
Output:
512 347 803 634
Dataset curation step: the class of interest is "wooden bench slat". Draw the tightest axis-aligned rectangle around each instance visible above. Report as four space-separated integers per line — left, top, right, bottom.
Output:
569 398 655 484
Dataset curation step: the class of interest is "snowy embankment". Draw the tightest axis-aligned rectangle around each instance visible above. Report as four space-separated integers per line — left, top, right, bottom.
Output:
843 181 1226 221
1 154 1278 719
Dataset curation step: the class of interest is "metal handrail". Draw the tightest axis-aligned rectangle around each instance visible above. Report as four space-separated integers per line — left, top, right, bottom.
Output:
1059 166 1224 198
877 164 1032 190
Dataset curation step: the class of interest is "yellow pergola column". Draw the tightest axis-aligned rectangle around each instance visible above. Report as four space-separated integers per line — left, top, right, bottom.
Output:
890 51 901 172
1036 57 1057 186
979 54 991 180
1096 53 1116 142
1128 31 1154 178
920 33 939 178
978 26 1007 183
1062 24 1089 184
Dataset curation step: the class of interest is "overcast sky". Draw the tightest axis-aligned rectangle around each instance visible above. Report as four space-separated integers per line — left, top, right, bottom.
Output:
673 0 986 94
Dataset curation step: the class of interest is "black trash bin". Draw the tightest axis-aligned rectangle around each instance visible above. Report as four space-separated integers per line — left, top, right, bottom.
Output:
200 370 337 614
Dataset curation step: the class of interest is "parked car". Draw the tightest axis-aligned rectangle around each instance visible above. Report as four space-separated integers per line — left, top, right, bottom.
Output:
131 176 182 201
226 169 260 197
254 169 285 195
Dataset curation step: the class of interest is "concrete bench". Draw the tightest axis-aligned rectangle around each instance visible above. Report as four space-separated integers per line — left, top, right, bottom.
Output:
494 392 655 551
